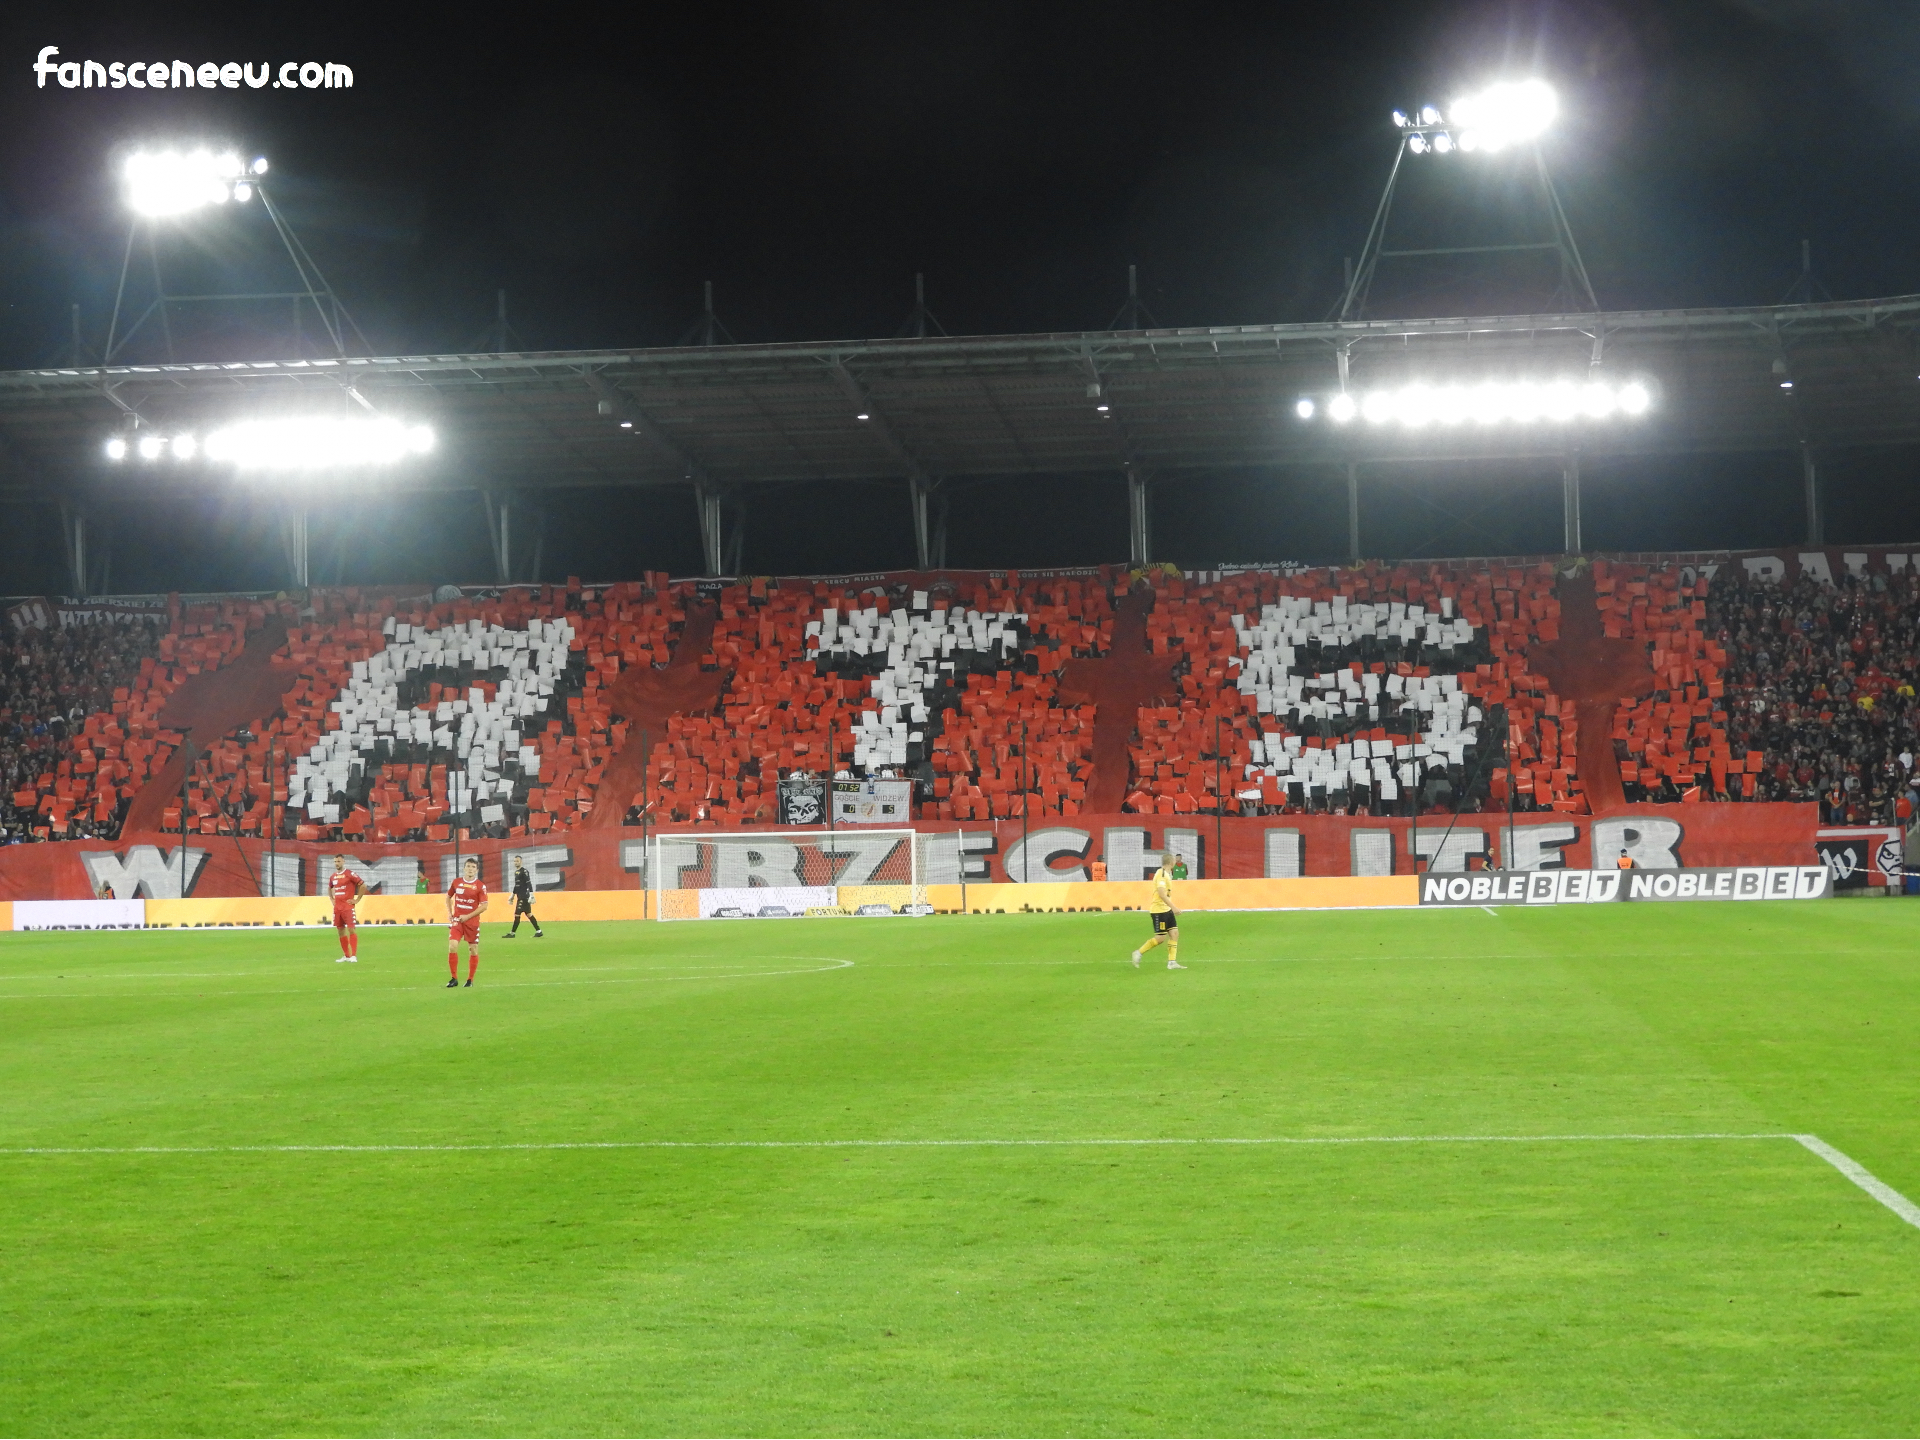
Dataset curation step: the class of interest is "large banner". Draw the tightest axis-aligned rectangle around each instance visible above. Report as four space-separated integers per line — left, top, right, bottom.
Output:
1813 826 1903 890
0 803 1821 901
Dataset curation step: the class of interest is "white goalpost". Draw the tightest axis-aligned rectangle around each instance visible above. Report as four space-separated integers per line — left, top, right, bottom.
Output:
649 828 928 920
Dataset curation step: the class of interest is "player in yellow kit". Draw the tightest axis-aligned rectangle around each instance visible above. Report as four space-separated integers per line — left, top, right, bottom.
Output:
1131 853 1185 969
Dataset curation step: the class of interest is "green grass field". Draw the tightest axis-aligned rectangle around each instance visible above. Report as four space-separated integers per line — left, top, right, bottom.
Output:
2 900 1918 1436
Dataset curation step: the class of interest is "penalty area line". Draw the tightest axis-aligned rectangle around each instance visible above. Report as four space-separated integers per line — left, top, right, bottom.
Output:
2 1132 1913 1229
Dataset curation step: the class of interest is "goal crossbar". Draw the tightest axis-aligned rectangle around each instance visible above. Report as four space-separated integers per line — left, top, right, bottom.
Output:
649 828 926 920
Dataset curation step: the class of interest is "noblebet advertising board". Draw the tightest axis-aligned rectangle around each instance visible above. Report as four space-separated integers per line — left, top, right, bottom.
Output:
1419 866 1832 906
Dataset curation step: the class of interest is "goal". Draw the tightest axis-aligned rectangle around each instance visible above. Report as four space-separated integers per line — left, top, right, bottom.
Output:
650 828 927 920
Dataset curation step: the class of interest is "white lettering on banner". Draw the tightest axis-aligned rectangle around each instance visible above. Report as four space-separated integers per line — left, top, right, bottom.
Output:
12 899 145 930
1001 826 1090 883
1500 821 1577 870
1163 828 1202 879
919 831 994 884
651 839 703 891
620 840 648 884
1591 817 1683 869
260 853 302 898
321 855 420 895
823 832 913 885
1411 829 1488 872
1798 552 1834 584
1350 830 1395 876
1103 827 1156 882
713 840 802 888
1742 555 1787 584
1264 828 1304 878
502 845 572 891
80 846 209 899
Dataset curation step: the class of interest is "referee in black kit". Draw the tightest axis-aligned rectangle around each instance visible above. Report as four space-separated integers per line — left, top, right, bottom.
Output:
504 856 544 938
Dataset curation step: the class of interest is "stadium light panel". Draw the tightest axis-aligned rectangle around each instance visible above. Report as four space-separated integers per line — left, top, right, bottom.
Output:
201 418 435 470
105 418 435 470
1448 79 1558 152
1298 379 1653 428
1294 398 1316 420
123 148 263 216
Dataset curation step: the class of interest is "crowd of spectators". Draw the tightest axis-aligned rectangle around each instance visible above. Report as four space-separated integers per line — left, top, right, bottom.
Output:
0 617 162 842
1710 565 1920 825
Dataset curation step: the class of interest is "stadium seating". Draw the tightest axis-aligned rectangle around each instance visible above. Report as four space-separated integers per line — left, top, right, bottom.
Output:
0 607 201 842
1709 563 1916 822
25 551 1907 845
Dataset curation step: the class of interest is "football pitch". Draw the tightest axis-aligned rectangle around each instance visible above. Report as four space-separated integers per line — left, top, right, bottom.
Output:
2 902 1917 1436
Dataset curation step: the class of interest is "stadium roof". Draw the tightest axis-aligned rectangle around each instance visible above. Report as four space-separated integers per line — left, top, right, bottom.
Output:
2 293 1918 504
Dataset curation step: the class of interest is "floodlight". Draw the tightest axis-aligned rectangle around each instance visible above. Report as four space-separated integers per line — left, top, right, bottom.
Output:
123 148 262 217
1392 110 1409 128
1299 379 1653 427
855 413 870 421
172 433 198 460
251 157 269 175
198 417 436 471
103 437 127 461
137 435 165 459
1449 79 1557 152
1419 105 1440 125
1408 134 1430 155
1432 132 1454 154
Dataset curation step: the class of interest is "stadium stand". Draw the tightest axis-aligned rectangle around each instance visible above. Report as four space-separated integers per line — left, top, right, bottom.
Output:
23 550 1908 846
0 605 239 842
1709 563 1918 823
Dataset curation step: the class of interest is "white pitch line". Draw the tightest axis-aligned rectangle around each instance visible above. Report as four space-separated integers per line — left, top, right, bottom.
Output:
0 1131 1792 1156
1792 1134 1920 1230
6 1130 1913 1231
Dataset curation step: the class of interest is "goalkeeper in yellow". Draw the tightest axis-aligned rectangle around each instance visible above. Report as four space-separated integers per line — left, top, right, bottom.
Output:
1132 853 1186 969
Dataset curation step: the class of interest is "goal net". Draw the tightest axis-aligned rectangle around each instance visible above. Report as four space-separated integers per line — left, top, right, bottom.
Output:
650 829 927 920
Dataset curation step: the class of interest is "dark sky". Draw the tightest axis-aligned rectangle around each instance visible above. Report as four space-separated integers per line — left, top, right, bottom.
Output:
3 0 1920 593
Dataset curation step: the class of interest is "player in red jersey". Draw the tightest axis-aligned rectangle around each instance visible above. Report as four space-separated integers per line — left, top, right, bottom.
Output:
446 857 489 987
328 854 366 963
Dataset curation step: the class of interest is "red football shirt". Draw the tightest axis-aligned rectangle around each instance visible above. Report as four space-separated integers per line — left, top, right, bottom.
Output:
328 869 365 905
447 877 487 919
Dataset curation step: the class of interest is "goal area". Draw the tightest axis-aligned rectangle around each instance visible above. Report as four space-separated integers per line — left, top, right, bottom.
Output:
650 829 927 920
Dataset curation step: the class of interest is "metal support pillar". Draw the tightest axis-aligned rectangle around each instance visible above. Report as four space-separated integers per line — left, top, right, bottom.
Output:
910 475 941 570
695 480 724 576
1127 468 1150 569
1802 444 1823 546
281 506 309 589
481 491 512 585
1562 451 1582 554
58 505 86 598
1345 462 1361 562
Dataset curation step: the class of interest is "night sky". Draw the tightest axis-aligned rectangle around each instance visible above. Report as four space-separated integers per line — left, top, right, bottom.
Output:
3 1 1919 594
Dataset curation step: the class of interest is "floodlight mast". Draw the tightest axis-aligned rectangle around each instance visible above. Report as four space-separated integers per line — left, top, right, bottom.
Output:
103 147 369 365
1335 81 1597 322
